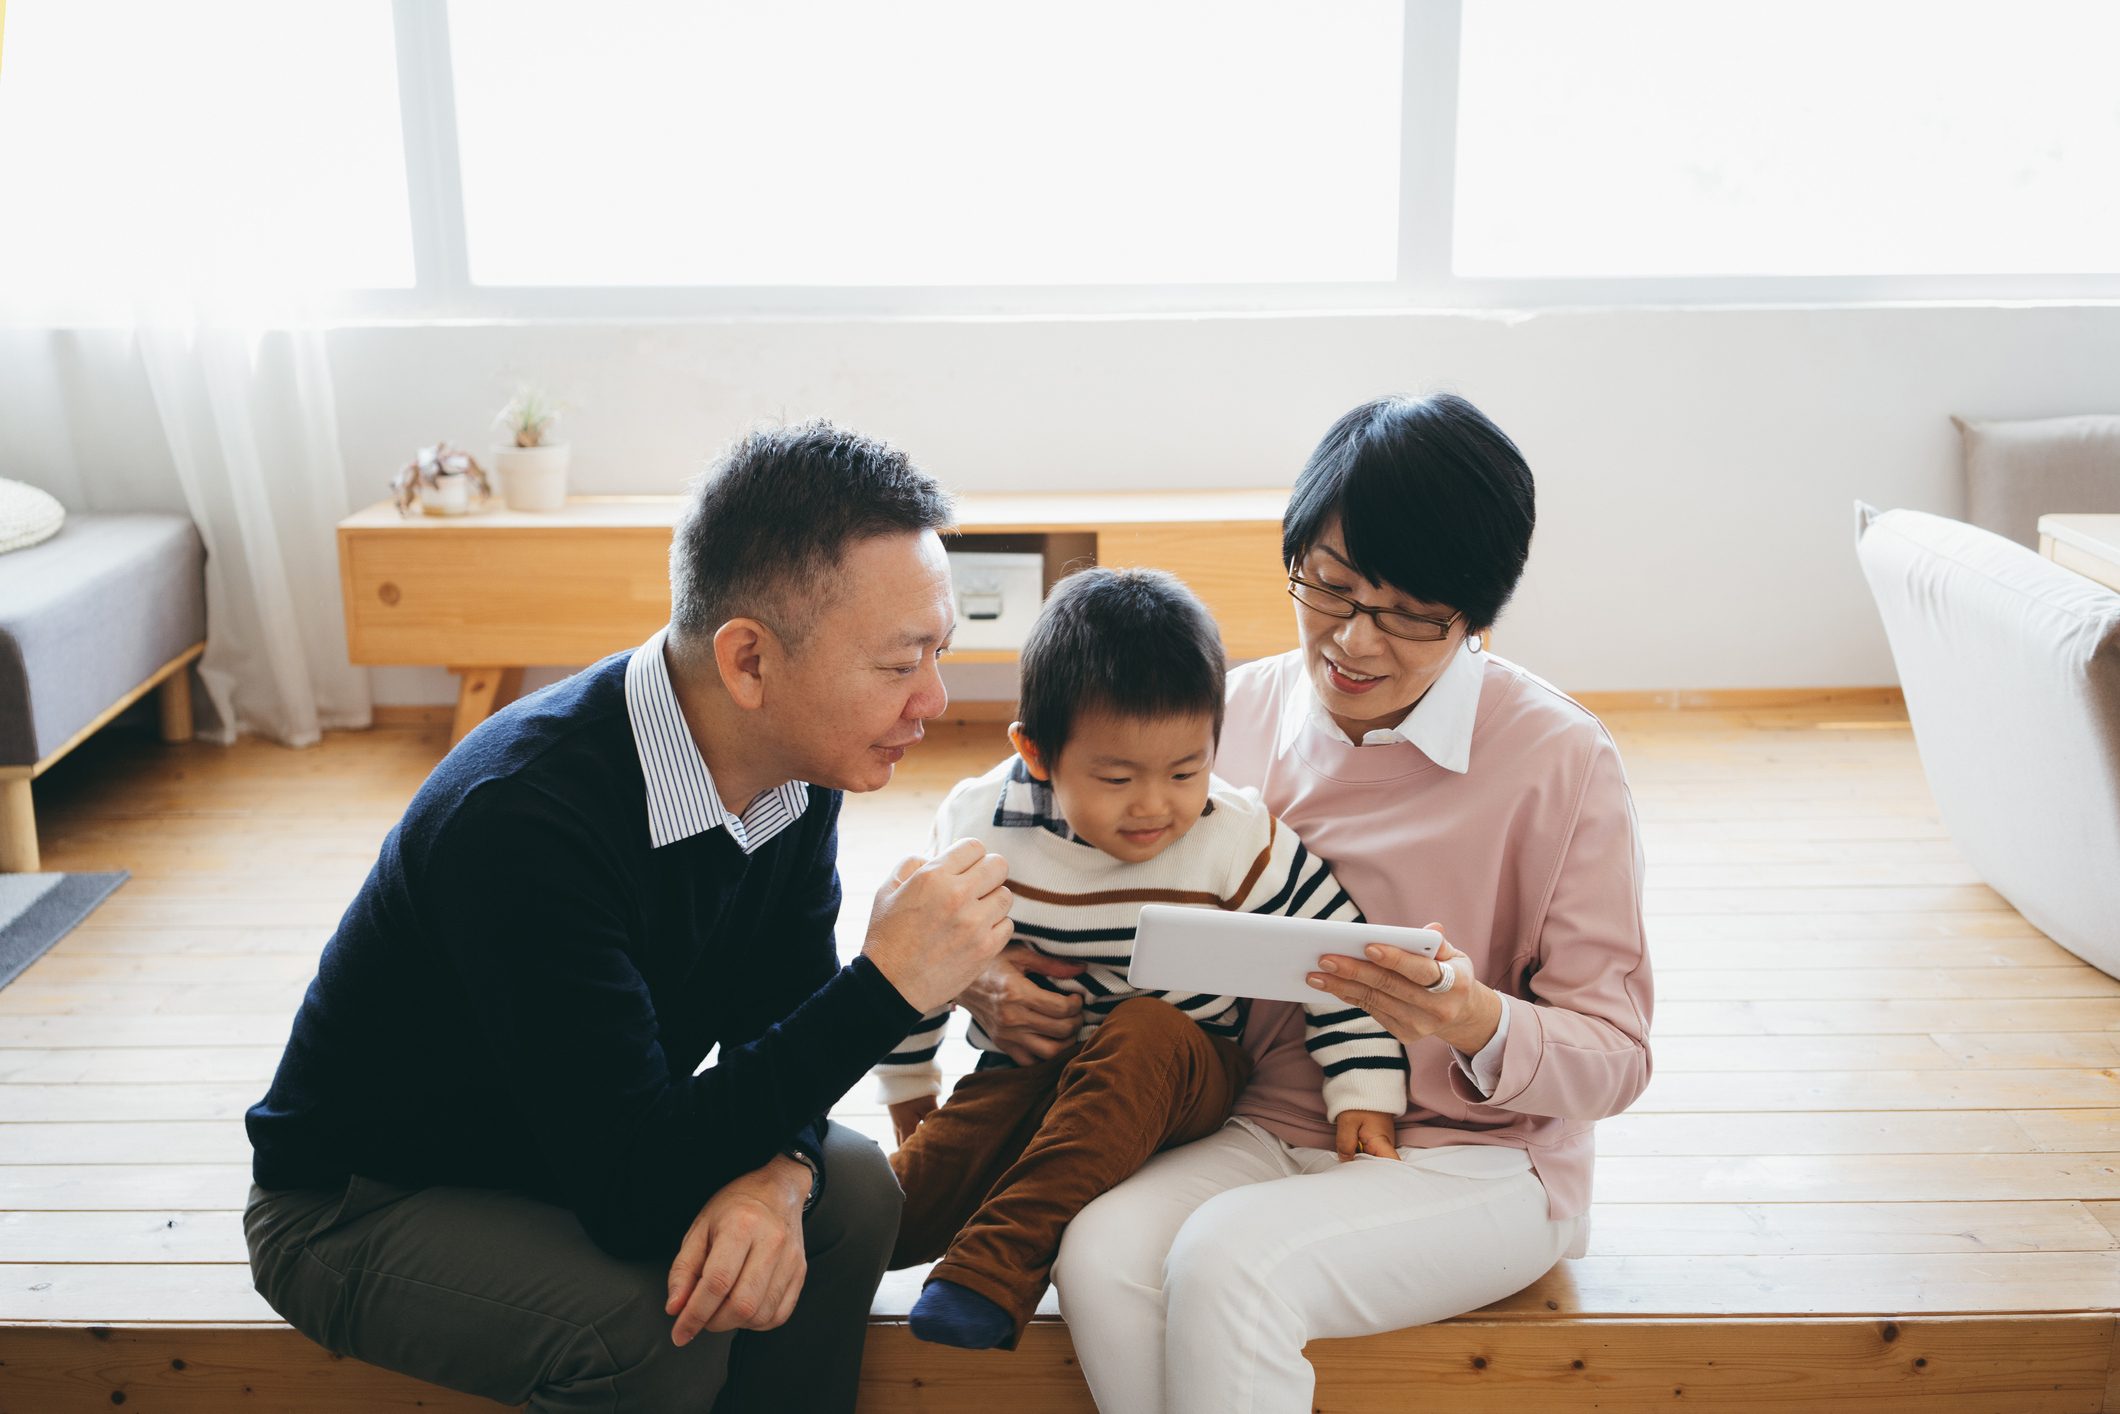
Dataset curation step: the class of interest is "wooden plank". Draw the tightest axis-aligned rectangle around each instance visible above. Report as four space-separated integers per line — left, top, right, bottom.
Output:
1643 886 2013 916
1594 1154 2120 1205
0 1314 2103 1414
0 1165 251 1211
1585 1201 2116 1256
0 1049 282 1085
0 1085 260 1123
1302 1315 2115 1414
0 1016 294 1048
1657 967 2118 1001
1652 999 2120 1035
1647 912 2044 942
0 1324 512 1413
1653 1033 2120 1072
1596 1110 2050 1157
1635 1069 2120 1111
0 1316 2106 1414
12 1251 2118 1327
0 1122 251 1165
0 1209 248 1263
1649 936 2078 971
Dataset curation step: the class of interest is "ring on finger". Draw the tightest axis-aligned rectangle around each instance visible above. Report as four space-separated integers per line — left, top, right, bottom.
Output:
1424 960 1457 995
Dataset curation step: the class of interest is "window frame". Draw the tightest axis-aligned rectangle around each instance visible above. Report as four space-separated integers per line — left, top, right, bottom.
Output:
349 0 2120 323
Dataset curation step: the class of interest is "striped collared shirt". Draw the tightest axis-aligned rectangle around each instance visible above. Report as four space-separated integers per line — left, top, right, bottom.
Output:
623 627 809 853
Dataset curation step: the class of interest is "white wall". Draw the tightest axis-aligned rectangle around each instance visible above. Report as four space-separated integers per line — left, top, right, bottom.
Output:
11 304 2120 701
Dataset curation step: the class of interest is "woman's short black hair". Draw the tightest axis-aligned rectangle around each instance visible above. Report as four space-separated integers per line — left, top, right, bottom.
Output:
1281 393 1536 633
1017 567 1226 763
669 419 953 651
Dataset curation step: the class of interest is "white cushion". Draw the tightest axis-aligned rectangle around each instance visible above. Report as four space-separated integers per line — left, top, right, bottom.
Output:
1856 504 2120 977
0 479 65 555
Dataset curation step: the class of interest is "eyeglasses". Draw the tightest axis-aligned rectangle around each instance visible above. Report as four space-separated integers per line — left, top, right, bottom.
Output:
1286 572 1461 643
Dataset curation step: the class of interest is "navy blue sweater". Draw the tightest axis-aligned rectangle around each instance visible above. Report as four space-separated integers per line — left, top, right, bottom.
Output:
246 652 919 1259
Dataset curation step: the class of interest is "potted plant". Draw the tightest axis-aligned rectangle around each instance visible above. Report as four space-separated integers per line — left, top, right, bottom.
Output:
492 385 570 511
391 441 489 517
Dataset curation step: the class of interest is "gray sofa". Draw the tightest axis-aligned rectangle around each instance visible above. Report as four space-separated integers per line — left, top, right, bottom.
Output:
0 514 206 871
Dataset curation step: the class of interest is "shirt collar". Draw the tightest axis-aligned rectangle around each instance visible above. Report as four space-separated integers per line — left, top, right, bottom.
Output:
624 627 809 852
1295 639 1485 774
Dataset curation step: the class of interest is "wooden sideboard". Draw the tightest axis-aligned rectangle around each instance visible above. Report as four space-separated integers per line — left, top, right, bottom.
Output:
2038 513 2120 594
338 490 1292 742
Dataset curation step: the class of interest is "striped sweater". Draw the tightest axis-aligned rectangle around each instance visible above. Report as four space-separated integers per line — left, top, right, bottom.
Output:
874 755 1409 1119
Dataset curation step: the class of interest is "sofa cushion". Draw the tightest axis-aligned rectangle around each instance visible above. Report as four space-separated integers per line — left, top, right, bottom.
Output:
1856 504 2120 976
1955 413 2120 550
0 479 66 555
0 515 207 766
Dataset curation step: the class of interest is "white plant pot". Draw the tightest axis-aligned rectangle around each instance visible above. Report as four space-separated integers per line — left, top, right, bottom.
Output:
495 443 571 512
418 476 473 515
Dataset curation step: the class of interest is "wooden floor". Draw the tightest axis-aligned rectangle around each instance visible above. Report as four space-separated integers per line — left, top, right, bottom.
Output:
3 702 2117 1412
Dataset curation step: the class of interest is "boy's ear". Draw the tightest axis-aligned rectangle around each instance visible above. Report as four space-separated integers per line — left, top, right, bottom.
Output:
1007 722 1051 781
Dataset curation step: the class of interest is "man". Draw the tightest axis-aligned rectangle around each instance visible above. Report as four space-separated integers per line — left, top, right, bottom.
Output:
244 421 1015 1413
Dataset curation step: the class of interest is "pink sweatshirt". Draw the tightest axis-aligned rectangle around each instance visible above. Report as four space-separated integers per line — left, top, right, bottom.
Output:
1216 649 1653 1221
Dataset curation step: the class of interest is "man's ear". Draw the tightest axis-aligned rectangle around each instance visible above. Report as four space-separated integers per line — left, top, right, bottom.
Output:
711 618 777 711
1006 722 1051 781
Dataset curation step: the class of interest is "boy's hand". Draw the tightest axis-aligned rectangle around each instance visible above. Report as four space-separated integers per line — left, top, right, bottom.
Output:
1335 1109 1400 1162
889 1095 937 1146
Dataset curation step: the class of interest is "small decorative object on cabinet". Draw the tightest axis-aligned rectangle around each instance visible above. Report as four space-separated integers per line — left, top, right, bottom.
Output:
492 385 571 511
390 441 489 517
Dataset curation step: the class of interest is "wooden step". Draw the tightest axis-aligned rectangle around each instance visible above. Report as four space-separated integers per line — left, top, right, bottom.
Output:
3 1313 2113 1414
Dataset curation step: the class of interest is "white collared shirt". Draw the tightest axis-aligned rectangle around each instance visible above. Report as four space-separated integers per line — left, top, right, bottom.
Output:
1303 634 1485 773
1294 638 1512 1093
624 627 809 853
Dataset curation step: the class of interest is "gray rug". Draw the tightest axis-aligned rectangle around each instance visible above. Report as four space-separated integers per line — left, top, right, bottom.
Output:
0 871 127 990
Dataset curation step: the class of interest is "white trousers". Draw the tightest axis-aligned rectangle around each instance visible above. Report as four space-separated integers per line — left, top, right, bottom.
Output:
1051 1118 1581 1414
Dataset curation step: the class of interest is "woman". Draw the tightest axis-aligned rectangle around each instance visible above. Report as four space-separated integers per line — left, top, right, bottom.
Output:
962 393 1652 1412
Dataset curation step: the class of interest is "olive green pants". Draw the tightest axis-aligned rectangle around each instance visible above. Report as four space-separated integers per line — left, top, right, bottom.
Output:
244 1122 900 1414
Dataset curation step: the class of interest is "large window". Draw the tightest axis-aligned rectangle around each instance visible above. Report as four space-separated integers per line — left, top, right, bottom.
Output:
0 0 412 318
1 0 2115 319
1454 0 2120 279
448 1 1403 287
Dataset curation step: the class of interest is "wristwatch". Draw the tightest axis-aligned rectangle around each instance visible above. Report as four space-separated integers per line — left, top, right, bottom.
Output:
779 1148 822 1214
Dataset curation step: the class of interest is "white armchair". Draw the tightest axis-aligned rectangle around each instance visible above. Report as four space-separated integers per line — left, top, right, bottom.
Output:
1855 504 2120 977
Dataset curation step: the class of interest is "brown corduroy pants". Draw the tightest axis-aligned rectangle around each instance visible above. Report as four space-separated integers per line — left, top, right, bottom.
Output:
888 995 1253 1347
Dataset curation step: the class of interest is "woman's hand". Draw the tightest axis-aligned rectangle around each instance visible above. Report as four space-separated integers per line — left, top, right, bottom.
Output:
1334 1109 1400 1162
957 943 1087 1065
1307 924 1503 1057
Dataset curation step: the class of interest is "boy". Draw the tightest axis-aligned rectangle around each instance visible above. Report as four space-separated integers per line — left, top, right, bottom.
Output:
879 567 1409 1350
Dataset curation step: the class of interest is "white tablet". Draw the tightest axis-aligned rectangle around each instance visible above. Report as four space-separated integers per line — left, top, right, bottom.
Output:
1127 905 1446 1004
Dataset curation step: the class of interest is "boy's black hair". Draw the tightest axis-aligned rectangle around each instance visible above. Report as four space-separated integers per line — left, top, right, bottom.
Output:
669 419 954 651
1017 567 1226 763
1281 393 1536 633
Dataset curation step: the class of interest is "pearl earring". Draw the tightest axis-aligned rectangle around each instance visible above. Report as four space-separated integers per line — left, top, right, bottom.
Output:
1466 633 1484 654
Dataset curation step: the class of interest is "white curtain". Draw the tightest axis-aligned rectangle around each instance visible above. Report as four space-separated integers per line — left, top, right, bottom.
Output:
0 322 373 746
137 313 373 746
0 0 387 745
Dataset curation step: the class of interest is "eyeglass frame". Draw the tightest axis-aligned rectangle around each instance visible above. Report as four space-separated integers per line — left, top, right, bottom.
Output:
1285 570 1462 643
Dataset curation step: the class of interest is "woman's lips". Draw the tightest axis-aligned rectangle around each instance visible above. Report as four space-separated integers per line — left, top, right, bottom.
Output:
1325 657 1387 696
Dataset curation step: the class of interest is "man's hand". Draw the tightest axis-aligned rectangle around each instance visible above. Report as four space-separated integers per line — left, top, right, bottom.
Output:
862 840 1015 1014
889 1095 938 1146
665 1155 812 1345
957 943 1086 1065
1334 1109 1401 1162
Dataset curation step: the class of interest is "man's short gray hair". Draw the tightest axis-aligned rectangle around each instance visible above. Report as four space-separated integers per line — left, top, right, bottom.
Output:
669 420 955 653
